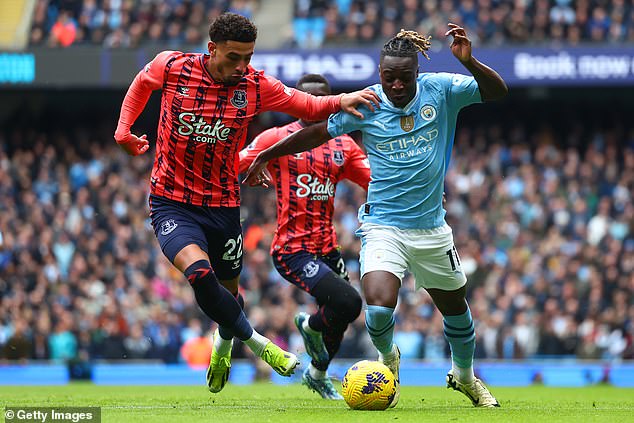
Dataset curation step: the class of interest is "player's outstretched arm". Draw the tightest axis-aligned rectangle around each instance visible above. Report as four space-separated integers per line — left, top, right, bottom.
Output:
339 89 381 119
243 122 331 187
114 51 171 155
262 74 380 121
445 23 508 101
114 73 153 156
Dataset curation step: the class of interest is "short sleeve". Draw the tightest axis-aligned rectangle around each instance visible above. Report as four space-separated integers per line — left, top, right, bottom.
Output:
326 109 367 138
444 73 481 110
340 138 371 190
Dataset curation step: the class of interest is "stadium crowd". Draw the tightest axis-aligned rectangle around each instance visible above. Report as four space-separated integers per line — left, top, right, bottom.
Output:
29 0 260 48
0 111 632 365
294 0 634 48
29 0 634 48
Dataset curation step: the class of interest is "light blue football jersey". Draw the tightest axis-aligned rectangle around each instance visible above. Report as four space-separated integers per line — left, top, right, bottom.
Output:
327 72 481 229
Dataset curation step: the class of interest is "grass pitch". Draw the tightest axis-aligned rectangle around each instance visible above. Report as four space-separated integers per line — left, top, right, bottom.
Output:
1 383 633 423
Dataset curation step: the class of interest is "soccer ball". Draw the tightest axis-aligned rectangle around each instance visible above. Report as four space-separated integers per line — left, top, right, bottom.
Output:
341 360 397 410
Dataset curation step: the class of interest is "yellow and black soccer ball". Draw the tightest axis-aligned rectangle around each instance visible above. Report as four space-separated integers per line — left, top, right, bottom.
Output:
341 360 397 410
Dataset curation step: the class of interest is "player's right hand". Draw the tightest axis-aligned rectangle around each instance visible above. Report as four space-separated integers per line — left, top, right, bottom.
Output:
340 89 381 119
114 132 150 156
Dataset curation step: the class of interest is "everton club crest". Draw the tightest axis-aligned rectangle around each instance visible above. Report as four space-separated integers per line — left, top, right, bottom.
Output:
400 115 415 132
333 150 344 166
230 89 248 108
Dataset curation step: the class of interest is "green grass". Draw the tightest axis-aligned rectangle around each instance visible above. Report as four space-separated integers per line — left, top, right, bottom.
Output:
1 383 633 423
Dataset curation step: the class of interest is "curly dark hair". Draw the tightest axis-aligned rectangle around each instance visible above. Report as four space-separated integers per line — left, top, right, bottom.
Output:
208 13 258 43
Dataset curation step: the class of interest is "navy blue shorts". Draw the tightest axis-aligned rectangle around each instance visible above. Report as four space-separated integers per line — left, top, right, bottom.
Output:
149 195 243 280
272 249 349 293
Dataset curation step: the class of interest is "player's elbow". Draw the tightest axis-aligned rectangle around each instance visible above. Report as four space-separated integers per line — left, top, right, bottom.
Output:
496 81 509 99
484 82 509 102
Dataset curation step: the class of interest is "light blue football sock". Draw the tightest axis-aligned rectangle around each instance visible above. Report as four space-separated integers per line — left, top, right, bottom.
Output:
443 306 475 370
365 305 395 355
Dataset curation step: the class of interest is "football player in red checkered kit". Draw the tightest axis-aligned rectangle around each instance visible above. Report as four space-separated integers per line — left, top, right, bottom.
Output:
240 74 371 399
114 13 379 392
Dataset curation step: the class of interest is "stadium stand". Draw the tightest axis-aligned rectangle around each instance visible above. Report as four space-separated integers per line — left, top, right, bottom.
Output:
0 1 631 386
26 0 634 48
0 103 631 364
29 0 260 48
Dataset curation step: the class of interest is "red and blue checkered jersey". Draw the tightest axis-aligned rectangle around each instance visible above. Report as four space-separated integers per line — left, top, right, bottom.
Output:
133 51 342 207
239 121 370 255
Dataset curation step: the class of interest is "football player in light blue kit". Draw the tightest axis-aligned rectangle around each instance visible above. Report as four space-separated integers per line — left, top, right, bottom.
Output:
244 24 507 408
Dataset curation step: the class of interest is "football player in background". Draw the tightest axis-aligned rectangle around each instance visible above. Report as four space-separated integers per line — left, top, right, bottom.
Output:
240 74 371 399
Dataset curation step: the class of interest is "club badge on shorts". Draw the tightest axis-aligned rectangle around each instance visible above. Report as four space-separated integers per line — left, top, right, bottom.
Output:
303 261 320 278
230 90 248 108
400 115 415 132
160 219 178 235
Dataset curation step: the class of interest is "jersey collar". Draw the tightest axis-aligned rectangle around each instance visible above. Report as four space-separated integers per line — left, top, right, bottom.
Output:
380 82 420 114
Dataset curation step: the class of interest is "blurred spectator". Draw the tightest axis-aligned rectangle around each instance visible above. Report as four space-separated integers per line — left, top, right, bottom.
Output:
123 323 152 359
3 319 32 361
293 0 329 49
49 10 77 47
180 328 213 368
48 316 78 361
228 0 257 19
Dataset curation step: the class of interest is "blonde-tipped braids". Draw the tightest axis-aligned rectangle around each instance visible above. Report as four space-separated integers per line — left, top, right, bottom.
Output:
381 29 432 60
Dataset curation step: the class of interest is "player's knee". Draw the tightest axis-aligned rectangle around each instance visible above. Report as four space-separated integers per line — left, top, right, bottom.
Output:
184 260 215 285
336 286 362 323
363 272 399 308
314 273 362 323
184 259 223 303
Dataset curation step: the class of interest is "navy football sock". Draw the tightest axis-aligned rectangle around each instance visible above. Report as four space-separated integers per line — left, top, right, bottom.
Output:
185 260 253 341
218 292 245 341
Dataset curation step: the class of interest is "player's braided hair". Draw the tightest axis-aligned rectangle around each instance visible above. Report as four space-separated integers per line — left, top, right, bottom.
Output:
381 29 432 61
208 12 257 43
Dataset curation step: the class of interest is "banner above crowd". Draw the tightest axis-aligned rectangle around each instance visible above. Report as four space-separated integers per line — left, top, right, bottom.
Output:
2 46 634 88
251 46 634 87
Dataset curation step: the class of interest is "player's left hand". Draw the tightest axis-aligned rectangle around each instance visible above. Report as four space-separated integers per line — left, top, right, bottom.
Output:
446 23 472 63
340 89 381 119
114 131 150 156
242 155 272 187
